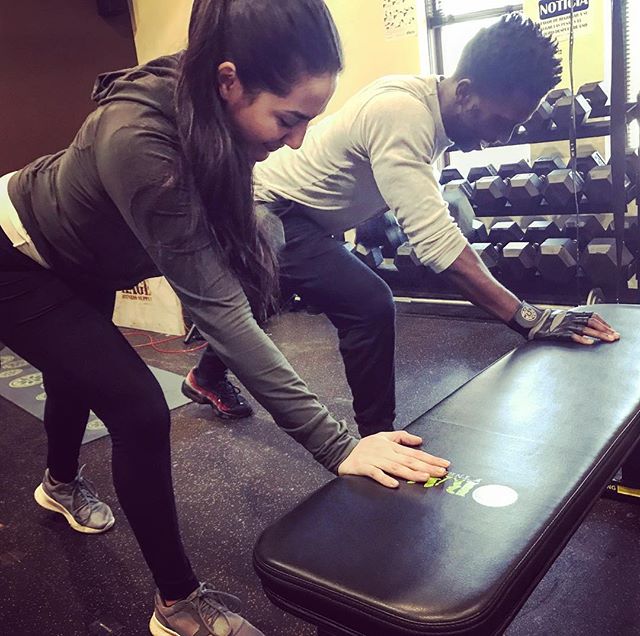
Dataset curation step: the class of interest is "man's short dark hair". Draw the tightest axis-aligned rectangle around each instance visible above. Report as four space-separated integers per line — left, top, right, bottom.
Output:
453 13 562 101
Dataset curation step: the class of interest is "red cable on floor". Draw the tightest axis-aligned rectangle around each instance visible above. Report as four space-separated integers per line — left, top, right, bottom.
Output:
121 328 207 354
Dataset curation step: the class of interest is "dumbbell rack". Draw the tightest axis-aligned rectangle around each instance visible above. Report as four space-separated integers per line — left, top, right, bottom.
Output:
386 1 640 313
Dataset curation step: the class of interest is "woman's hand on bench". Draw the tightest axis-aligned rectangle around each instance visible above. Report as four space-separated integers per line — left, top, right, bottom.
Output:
337 431 450 488
509 302 620 345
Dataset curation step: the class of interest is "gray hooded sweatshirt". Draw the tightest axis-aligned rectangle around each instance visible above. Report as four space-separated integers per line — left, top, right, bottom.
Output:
8 54 358 472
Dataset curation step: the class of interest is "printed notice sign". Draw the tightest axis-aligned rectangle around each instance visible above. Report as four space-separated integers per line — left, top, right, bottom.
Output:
383 0 417 40
528 0 594 42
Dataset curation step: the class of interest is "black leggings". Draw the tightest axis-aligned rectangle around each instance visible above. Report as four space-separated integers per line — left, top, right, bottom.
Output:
199 203 397 436
0 229 198 600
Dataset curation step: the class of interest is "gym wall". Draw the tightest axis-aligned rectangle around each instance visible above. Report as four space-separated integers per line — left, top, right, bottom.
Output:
127 0 424 116
0 1 137 175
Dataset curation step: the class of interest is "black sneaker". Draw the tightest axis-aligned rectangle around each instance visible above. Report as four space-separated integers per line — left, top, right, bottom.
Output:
149 583 264 636
181 368 253 419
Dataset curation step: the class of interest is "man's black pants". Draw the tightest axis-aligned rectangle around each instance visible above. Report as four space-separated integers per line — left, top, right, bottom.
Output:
198 202 397 436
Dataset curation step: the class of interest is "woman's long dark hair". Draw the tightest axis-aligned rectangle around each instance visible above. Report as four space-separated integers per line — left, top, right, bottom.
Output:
175 0 343 320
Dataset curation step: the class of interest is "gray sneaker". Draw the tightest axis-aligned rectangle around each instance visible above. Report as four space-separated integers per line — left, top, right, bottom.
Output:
149 583 264 636
33 465 115 534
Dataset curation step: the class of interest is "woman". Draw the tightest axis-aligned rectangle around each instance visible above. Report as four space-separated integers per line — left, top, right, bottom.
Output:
0 1 449 634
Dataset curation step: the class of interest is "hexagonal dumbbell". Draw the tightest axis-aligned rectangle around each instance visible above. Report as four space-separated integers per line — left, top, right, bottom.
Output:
607 215 640 255
582 238 634 288
392 242 426 285
468 219 489 243
607 149 640 183
524 220 562 244
563 215 607 248
507 172 544 212
623 149 639 182
467 164 498 183
584 165 632 206
532 154 567 177
443 182 475 238
355 212 406 258
381 212 408 258
471 242 501 277
552 94 592 130
546 87 572 106
537 238 578 284
393 241 421 272
499 241 540 281
442 178 473 200
523 100 554 134
472 176 508 212
439 167 463 185
352 243 383 269
498 159 532 180
576 146 606 177
577 81 609 111
488 220 524 245
542 169 584 208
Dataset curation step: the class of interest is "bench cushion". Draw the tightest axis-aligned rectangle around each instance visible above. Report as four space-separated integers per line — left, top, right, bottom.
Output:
254 304 640 635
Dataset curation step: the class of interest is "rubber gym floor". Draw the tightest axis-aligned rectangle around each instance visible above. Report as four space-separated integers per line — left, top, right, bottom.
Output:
1 310 639 636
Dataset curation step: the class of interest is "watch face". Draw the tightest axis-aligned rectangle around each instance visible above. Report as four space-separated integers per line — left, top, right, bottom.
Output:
521 305 539 323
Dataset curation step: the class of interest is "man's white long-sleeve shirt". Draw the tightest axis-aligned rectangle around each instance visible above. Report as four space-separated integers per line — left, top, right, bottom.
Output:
254 74 468 273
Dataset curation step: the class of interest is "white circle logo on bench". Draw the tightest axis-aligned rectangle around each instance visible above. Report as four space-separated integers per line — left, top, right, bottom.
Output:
472 484 518 508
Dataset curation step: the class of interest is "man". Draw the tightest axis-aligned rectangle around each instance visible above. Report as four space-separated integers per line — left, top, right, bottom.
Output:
182 13 618 435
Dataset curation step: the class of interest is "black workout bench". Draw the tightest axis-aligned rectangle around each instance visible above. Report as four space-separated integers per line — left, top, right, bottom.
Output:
254 304 640 635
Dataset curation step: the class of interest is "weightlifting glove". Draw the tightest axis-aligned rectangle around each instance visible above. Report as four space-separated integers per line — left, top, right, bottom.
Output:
508 301 594 341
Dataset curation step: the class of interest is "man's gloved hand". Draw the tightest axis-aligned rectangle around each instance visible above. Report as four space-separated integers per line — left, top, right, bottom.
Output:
508 301 620 344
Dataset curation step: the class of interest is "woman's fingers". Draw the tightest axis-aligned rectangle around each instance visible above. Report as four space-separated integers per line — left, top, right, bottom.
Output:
337 432 450 487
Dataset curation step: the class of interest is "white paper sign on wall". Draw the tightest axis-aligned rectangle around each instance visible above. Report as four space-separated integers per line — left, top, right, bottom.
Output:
383 0 417 40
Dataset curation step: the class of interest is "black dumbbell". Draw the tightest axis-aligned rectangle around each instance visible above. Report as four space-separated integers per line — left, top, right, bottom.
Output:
352 243 383 269
472 176 508 211
576 146 606 176
577 81 608 111
563 215 607 248
498 159 532 180
467 164 498 183
607 216 640 255
443 185 476 240
471 242 501 276
607 149 640 183
624 149 639 182
381 212 408 258
553 93 592 130
393 242 432 285
523 101 554 134
468 219 489 243
488 220 524 245
537 238 578 284
355 217 382 248
439 167 463 185
442 178 473 200
507 173 544 212
581 238 634 288
500 241 540 281
546 87 572 106
532 154 567 177
584 165 632 206
355 212 407 258
394 242 420 271
524 220 562 244
542 169 584 208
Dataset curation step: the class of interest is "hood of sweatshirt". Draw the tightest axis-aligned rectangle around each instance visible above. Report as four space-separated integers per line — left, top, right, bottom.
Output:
91 53 181 122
